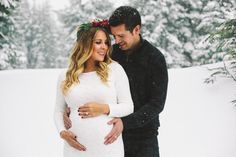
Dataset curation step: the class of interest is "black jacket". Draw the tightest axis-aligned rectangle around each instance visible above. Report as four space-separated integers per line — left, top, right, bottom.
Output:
112 38 168 136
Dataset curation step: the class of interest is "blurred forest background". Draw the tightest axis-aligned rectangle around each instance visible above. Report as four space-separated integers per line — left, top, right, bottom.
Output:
0 0 235 70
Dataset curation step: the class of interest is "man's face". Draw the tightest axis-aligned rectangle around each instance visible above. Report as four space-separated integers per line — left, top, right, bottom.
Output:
110 24 140 51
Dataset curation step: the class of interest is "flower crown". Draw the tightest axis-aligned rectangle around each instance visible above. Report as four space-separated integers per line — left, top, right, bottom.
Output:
79 19 109 31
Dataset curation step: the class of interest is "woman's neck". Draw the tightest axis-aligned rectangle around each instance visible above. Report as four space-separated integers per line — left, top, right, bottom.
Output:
84 60 96 72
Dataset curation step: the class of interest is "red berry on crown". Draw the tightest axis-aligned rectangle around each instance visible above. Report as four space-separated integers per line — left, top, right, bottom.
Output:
92 19 109 28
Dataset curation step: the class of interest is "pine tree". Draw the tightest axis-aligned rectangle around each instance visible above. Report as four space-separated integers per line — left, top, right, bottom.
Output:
129 0 235 68
204 18 236 105
12 1 66 68
205 19 236 83
33 2 63 68
194 0 235 65
14 1 42 68
0 0 25 70
129 0 197 67
57 0 114 60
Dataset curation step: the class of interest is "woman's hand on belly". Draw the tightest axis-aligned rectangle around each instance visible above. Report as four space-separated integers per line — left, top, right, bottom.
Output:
78 102 109 118
60 130 86 151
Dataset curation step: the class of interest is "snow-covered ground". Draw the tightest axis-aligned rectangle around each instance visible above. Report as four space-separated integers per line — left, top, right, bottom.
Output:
0 64 236 157
159 64 236 157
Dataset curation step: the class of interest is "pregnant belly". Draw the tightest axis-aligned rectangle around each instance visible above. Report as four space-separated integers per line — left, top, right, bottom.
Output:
69 111 113 145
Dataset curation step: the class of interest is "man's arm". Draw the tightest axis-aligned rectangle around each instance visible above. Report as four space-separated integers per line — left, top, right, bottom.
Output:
63 106 71 129
122 54 168 130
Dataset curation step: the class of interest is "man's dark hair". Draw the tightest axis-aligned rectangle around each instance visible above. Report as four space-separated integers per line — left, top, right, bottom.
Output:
109 6 141 32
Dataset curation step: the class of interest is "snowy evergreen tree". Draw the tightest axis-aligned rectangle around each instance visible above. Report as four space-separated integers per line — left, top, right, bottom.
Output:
57 0 114 60
128 0 195 67
0 0 25 70
204 18 236 105
32 2 64 68
12 1 66 68
13 1 43 68
205 19 236 83
194 0 235 65
1 0 235 69
59 0 113 33
129 0 235 68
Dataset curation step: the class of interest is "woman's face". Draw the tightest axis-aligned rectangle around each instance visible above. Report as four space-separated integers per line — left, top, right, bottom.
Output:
90 30 109 62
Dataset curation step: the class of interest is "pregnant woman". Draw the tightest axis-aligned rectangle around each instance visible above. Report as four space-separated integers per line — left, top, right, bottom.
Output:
54 19 133 157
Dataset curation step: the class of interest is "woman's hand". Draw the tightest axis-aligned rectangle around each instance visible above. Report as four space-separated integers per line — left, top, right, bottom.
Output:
78 102 109 118
60 130 86 151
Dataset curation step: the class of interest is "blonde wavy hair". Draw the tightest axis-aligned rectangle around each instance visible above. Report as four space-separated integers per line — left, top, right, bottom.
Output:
62 27 112 95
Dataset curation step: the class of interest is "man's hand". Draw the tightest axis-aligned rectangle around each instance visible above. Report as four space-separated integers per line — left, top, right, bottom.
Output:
78 102 109 118
60 130 86 151
104 118 123 145
63 107 71 129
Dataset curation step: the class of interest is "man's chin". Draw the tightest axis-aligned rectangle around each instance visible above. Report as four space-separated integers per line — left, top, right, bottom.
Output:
119 45 127 50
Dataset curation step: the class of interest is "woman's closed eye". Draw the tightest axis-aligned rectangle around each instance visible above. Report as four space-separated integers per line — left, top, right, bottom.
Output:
95 41 109 46
95 41 102 44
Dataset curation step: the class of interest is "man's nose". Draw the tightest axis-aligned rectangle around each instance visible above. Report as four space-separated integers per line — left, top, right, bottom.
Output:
115 38 121 44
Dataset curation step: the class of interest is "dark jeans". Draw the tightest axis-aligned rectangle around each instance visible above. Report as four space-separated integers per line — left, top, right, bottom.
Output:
123 133 159 157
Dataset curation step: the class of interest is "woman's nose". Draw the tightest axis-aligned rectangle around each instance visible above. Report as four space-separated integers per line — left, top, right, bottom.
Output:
101 43 108 49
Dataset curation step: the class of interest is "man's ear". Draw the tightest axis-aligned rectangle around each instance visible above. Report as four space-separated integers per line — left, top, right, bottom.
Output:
133 25 141 35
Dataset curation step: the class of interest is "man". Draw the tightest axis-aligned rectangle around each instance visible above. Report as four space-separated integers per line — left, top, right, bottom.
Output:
64 6 168 157
107 6 168 157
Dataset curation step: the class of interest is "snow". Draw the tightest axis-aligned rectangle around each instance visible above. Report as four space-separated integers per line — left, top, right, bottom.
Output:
167 32 182 47
143 15 156 23
27 0 69 10
160 64 236 157
0 64 236 157
0 0 16 8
